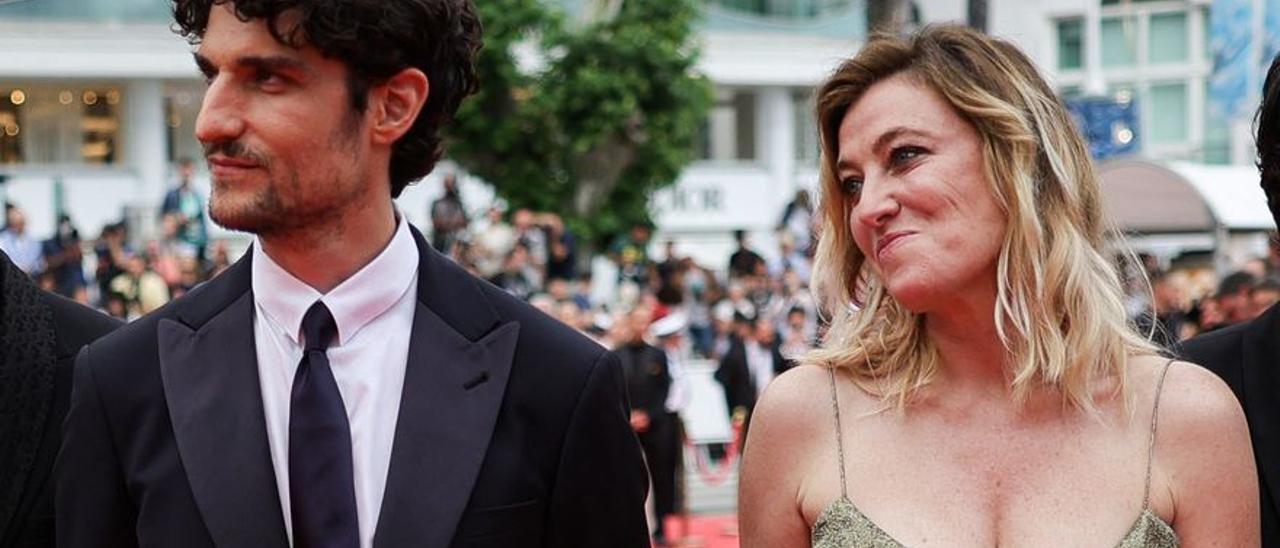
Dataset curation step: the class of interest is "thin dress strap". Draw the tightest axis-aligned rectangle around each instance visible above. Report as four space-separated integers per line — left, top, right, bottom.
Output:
827 367 850 500
1142 358 1176 509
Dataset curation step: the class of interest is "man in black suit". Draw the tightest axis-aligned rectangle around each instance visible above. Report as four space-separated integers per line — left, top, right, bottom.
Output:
55 1 649 546
0 250 119 548
614 309 676 545
1182 53 1280 546
714 314 789 439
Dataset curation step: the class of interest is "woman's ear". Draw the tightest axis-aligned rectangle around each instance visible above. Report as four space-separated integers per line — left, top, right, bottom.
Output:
370 68 429 145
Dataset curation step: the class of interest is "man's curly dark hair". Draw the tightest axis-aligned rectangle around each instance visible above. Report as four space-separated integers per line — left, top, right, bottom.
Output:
173 0 482 198
1257 54 1280 230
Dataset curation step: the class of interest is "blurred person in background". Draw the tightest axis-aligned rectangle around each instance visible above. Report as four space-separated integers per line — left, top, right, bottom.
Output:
108 252 170 318
1254 277 1280 318
488 243 538 300
205 238 232 279
1135 270 1189 352
0 206 44 276
543 213 578 282
160 157 209 262
612 222 653 288
614 307 676 545
472 204 514 278
728 229 765 280
428 172 468 254
93 222 130 309
512 208 548 269
1217 271 1259 327
778 189 814 255
741 26 1254 545
1183 50 1280 544
715 313 787 439
40 215 88 304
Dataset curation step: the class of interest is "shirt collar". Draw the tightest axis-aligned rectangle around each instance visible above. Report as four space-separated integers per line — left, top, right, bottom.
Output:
251 215 419 346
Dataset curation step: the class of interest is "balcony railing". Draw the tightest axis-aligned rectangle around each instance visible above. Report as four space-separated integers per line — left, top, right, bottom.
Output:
708 0 858 20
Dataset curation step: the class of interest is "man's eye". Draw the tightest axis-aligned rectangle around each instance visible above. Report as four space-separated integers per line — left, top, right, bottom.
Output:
889 146 925 166
254 72 285 87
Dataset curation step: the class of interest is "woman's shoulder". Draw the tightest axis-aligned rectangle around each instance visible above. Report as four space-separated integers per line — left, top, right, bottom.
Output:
749 365 848 445
1127 354 1249 462
1128 355 1243 428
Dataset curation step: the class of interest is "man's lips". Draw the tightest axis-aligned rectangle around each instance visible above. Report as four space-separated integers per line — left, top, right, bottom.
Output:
207 155 260 169
875 231 915 259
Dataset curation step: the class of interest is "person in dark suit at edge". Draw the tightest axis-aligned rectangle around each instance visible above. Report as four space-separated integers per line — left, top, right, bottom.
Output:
55 1 650 546
0 249 119 548
1182 53 1280 546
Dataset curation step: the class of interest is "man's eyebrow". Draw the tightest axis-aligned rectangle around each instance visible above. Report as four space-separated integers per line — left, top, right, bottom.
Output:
192 52 215 75
191 52 309 76
235 54 310 75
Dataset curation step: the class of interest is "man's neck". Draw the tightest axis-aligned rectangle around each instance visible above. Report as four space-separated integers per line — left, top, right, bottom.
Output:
258 201 398 294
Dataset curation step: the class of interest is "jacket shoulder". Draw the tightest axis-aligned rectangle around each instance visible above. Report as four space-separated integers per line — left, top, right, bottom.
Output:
40 292 122 358
1181 322 1249 375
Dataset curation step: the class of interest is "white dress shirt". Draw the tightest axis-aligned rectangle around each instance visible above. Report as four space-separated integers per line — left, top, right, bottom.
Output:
745 340 775 398
252 217 419 548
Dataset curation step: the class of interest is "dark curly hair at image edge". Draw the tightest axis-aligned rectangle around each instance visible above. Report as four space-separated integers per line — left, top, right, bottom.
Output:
172 0 483 198
1258 55 1280 230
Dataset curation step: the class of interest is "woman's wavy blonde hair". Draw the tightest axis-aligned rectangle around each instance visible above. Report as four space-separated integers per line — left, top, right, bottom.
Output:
805 25 1158 409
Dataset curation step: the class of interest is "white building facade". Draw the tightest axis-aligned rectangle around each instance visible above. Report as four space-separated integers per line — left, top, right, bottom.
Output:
0 0 1251 266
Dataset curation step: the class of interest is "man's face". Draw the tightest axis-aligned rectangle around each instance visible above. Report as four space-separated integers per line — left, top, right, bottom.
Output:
194 5 370 236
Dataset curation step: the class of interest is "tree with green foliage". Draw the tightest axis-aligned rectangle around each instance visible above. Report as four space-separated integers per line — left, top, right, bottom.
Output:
447 0 713 247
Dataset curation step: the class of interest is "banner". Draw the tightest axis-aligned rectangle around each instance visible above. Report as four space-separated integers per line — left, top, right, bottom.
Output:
1209 0 1255 120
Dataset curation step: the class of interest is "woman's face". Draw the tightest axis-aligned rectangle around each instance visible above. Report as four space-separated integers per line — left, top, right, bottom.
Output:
836 75 1007 313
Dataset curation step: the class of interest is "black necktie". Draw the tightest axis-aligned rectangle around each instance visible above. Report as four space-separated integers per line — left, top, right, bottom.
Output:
289 301 359 548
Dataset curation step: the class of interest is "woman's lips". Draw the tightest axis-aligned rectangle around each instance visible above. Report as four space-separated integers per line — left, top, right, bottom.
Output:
875 231 915 260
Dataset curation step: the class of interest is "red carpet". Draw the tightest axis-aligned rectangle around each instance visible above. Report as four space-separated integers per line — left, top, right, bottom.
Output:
655 514 739 548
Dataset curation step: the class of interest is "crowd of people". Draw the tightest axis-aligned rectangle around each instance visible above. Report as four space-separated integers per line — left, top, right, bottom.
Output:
1132 249 1280 351
0 158 233 321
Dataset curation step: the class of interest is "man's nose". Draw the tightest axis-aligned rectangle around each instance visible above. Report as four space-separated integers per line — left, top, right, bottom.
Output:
194 77 246 145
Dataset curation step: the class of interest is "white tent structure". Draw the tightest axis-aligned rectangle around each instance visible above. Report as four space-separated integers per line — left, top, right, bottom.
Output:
1097 160 1275 270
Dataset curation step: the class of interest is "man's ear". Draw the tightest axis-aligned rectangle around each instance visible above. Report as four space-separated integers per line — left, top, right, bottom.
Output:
369 68 429 145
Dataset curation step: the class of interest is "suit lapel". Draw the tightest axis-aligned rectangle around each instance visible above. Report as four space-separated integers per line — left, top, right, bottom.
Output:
1242 304 1280 518
158 276 288 548
374 229 520 547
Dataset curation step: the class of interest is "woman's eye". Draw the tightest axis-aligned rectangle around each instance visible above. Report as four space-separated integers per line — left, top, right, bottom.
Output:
840 177 863 196
889 146 924 166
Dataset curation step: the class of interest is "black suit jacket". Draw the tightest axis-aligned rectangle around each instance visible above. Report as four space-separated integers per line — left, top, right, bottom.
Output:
1182 303 1280 546
714 336 788 416
0 252 119 548
55 227 649 547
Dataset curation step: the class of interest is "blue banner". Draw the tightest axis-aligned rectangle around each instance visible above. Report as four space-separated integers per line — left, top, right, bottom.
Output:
1066 95 1141 161
1266 0 1280 69
1209 0 1255 120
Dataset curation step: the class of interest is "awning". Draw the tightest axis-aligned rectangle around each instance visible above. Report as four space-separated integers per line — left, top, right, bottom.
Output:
1097 159 1274 233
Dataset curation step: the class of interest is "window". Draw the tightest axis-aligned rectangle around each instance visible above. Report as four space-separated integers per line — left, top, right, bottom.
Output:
698 88 757 162
0 86 122 165
80 90 120 164
0 90 25 164
1149 82 1188 144
1102 16 1138 67
165 86 204 164
1148 12 1188 64
794 89 819 164
1057 19 1084 70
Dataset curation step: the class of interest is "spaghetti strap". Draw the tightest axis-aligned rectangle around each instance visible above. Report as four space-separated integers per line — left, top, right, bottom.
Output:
827 367 850 500
1142 358 1176 509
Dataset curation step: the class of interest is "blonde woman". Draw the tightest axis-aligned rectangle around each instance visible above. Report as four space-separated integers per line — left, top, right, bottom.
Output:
739 25 1257 547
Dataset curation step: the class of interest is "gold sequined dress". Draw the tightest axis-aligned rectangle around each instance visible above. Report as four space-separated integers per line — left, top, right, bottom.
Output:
811 362 1180 548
